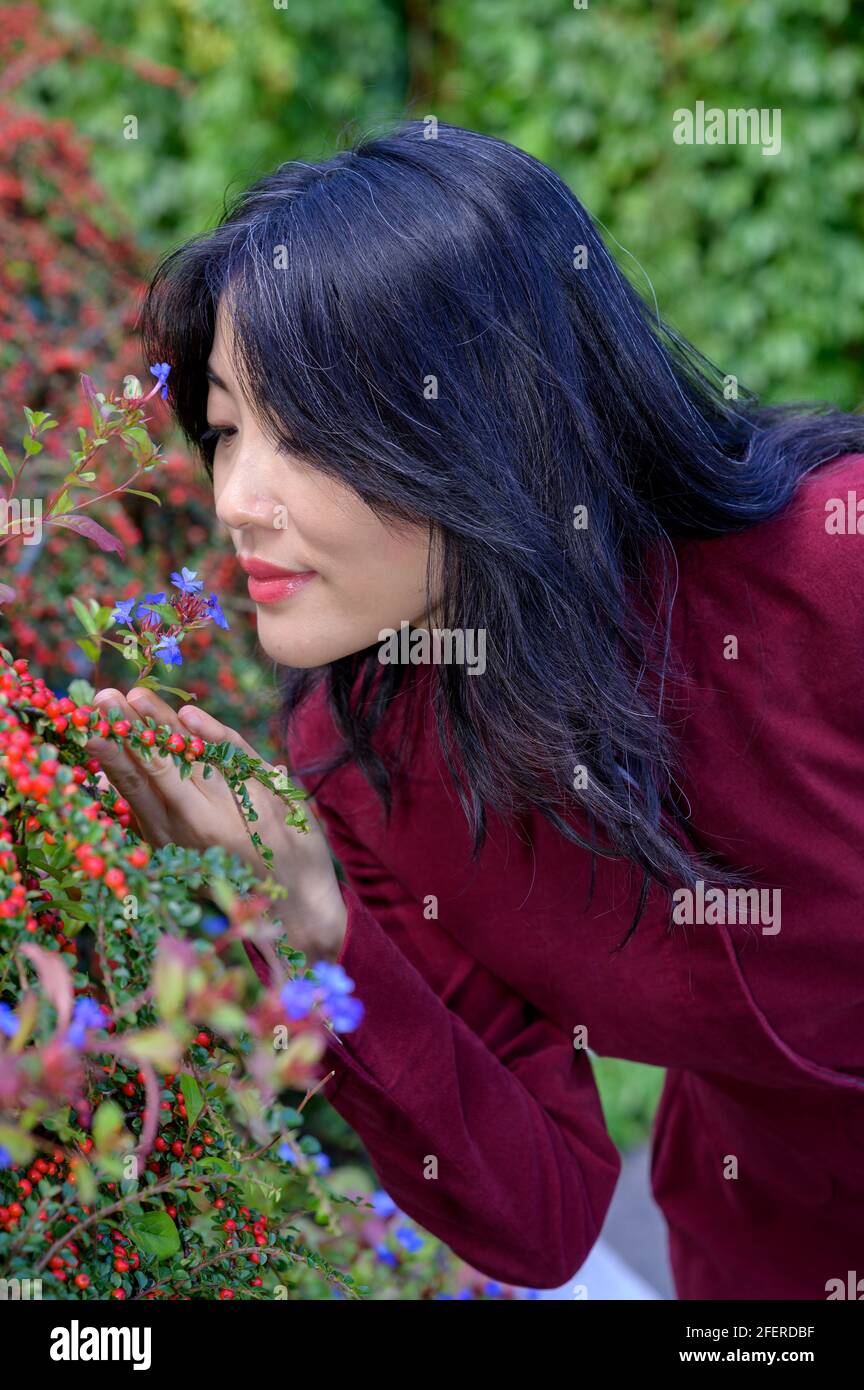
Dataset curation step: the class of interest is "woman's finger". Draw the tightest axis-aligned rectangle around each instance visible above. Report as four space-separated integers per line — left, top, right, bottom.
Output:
126 687 210 794
86 735 172 842
177 704 267 763
91 686 198 814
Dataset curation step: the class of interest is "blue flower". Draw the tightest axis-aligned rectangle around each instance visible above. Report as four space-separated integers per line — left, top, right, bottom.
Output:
136 592 166 619
0 1146 13 1170
154 634 183 668
395 1225 424 1254
0 1002 19 1038
67 996 107 1048
201 913 228 936
311 962 354 997
328 994 364 1033
110 598 137 625
280 978 319 1021
311 960 364 1033
277 1141 297 1164
370 1189 397 1220
204 593 230 630
171 567 204 595
313 1152 331 1174
149 362 171 401
455 1288 474 1299
521 1288 541 1299
483 1280 503 1298
280 963 364 1033
374 1243 398 1268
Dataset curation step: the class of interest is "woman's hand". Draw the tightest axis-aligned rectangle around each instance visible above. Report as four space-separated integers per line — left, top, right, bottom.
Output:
86 686 347 963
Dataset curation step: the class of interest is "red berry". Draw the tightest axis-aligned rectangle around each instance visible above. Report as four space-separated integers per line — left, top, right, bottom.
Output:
171 1141 183 1158
74 1272 90 1289
112 720 131 737
220 1288 234 1299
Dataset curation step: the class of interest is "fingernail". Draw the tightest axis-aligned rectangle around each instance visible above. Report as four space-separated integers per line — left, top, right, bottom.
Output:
179 708 204 734
94 689 121 707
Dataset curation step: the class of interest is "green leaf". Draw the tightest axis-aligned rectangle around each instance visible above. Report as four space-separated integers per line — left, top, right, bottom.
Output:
75 1160 97 1204
141 602 179 625
128 1211 181 1261
0 1125 36 1165
74 636 100 662
67 678 96 705
126 1028 183 1069
152 684 197 701
125 489 162 505
71 597 98 635
93 1100 124 1150
180 1074 204 1129
0 447 13 480
22 436 42 456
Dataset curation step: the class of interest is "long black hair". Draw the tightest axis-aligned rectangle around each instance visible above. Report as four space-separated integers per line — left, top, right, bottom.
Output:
138 119 864 938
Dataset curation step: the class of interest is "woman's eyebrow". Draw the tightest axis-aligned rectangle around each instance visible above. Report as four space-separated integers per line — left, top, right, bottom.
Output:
205 365 229 390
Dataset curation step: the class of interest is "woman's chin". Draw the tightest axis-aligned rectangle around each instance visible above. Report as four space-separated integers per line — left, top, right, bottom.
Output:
254 619 367 670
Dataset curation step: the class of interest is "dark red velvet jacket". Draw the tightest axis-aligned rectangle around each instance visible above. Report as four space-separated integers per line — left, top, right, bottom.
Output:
275 451 864 1300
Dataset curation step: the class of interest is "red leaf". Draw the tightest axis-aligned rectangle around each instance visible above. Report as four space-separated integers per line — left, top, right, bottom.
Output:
20 943 74 1032
48 513 126 559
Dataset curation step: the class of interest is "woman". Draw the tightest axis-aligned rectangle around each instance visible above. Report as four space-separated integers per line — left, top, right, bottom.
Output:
90 121 864 1300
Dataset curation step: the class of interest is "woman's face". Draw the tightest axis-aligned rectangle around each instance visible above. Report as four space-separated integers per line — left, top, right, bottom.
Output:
208 298 435 667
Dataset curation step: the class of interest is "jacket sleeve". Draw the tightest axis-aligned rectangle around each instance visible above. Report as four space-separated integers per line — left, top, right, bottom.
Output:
301 786 622 1290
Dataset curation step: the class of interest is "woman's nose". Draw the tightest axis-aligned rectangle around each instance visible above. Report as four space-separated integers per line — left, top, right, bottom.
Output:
214 464 277 533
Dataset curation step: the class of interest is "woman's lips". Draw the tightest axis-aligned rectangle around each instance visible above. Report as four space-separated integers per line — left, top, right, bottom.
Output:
239 559 317 605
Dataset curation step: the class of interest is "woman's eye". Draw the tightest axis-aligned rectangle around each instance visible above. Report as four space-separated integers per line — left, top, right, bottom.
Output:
201 425 237 446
